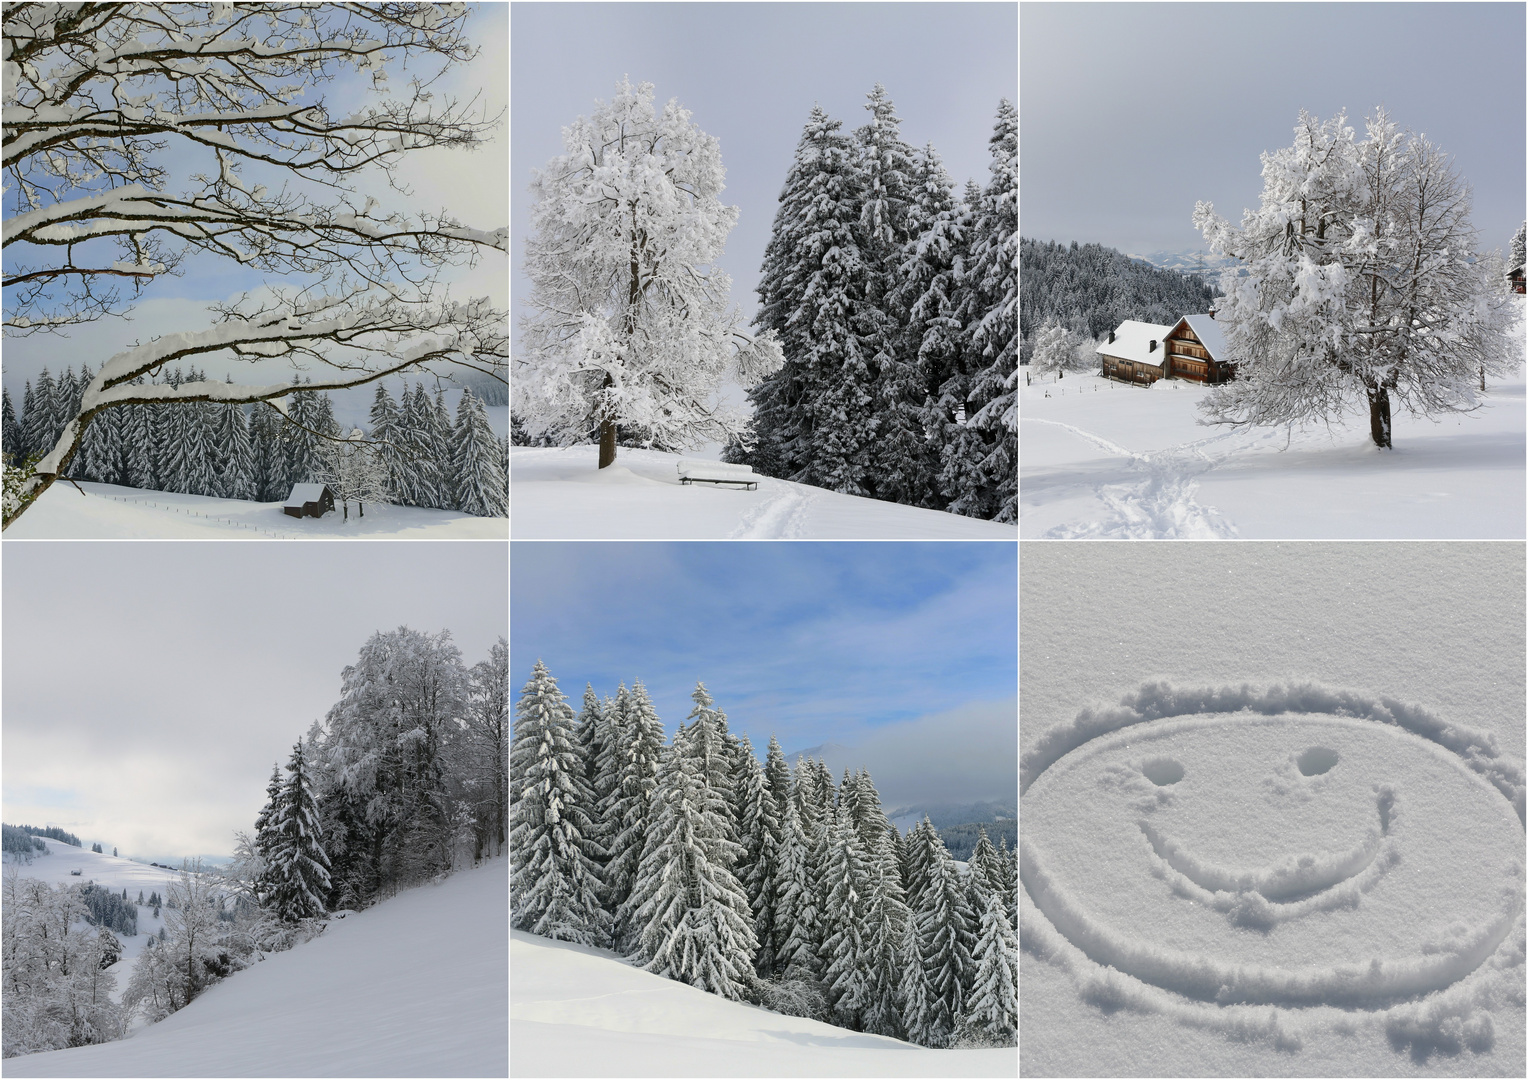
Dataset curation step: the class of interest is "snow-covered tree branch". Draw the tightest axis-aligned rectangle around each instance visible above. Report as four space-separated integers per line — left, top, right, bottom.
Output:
1 3 507 527
1194 108 1521 449
515 77 783 468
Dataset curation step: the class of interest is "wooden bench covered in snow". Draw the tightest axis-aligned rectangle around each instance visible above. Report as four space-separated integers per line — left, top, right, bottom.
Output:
676 458 758 490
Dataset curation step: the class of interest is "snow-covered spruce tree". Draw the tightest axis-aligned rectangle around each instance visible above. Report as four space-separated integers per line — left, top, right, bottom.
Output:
516 77 783 469
212 399 256 500
1194 108 1520 449
401 384 446 509
958 886 1016 1046
20 370 55 466
574 684 604 788
367 383 406 503
736 736 784 976
625 722 759 1000
683 683 740 844
606 680 667 948
855 85 927 507
268 739 332 923
509 660 610 946
2 387 22 462
820 801 874 1030
2 4 506 529
916 832 977 1046
774 786 823 982
450 387 507 517
252 763 283 905
949 100 1017 521
899 904 939 1048
429 389 457 509
967 826 1004 910
997 835 1018 931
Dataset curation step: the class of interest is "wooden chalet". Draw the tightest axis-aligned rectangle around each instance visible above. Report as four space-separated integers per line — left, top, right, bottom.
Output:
1096 320 1173 385
1509 263 1525 295
283 482 336 519
1099 313 1236 386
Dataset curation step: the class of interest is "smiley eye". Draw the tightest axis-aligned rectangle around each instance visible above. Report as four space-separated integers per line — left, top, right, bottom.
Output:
1297 747 1339 776
1142 758 1185 786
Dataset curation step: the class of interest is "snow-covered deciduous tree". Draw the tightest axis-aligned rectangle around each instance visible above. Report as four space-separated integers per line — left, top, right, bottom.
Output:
1194 109 1521 449
1029 322 1089 376
316 428 390 521
267 739 333 923
516 77 783 468
125 862 239 1024
509 660 610 946
625 722 758 1000
1 3 507 528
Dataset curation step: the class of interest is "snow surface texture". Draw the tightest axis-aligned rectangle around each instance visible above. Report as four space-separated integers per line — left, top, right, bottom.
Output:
4 481 506 539
1020 543 1527 1077
510 446 1017 539
5 858 508 1078
1019 367 1526 539
511 930 1015 1077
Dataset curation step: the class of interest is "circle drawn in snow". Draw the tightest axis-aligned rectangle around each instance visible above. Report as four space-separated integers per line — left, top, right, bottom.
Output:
1021 682 1526 1043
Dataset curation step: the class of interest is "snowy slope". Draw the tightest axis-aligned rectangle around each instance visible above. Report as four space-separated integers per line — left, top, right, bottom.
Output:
4 481 506 539
5 858 508 1078
512 930 1015 1077
510 446 1017 539
1020 366 1526 538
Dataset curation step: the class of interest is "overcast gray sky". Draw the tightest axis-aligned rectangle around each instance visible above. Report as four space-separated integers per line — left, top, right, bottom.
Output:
1021 2 1526 257
511 542 1017 813
3 542 507 859
511 1 1018 348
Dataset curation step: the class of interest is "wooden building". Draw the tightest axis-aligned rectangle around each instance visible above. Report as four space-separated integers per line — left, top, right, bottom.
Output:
1098 313 1236 386
1096 320 1174 385
283 482 336 518
1509 263 1525 295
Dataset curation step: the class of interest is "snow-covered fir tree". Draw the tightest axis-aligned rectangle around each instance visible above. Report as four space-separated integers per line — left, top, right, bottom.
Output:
959 886 1016 1045
252 763 283 904
683 683 740 844
900 903 939 1047
735 735 784 976
773 786 823 982
517 77 783 469
627 732 759 1000
2 386 22 462
267 739 332 922
450 387 507 516
820 800 874 1029
510 660 610 945
915 830 976 1046
605 680 667 948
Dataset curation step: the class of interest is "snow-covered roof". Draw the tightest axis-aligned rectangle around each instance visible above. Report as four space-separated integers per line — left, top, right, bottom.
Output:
284 483 331 507
1096 320 1174 366
1176 314 1229 361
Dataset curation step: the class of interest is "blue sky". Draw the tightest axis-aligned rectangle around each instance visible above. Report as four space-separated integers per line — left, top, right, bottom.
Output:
1022 2 1525 257
511 541 1017 810
511 2 1018 348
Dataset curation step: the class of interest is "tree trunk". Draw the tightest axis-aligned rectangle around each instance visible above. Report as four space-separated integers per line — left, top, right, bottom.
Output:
597 368 617 468
1367 385 1392 449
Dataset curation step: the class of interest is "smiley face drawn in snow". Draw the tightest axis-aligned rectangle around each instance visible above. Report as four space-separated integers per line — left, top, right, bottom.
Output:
1020 685 1526 1030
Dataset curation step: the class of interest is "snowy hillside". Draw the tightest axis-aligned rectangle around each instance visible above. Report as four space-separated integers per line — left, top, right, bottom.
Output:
511 446 1017 539
4 481 506 539
511 930 1015 1078
5 857 508 1078
1020 367 1526 538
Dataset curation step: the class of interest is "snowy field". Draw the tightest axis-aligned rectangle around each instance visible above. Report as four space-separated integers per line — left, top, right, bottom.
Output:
1019 367 1526 539
3 481 506 539
512 930 1016 1077
1020 544 1526 1077
5 857 508 1077
510 446 1017 539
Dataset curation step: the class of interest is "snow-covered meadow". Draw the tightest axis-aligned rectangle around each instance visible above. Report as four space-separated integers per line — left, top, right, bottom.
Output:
1020 543 1526 1077
512 930 1016 1078
4 480 506 539
4 856 508 1078
1019 366 1526 539
510 446 1017 539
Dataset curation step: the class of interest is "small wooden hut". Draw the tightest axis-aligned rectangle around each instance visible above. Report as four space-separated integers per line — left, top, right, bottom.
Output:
283 482 336 518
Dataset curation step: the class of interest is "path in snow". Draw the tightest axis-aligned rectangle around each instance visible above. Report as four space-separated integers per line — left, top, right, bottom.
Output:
1026 417 1246 539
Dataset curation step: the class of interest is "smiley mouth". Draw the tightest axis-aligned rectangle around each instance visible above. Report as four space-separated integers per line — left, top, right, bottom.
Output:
1139 789 1394 903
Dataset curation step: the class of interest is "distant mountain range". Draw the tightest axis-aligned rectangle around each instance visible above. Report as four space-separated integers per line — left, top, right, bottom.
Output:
1125 249 1243 277
781 742 853 766
886 800 1017 835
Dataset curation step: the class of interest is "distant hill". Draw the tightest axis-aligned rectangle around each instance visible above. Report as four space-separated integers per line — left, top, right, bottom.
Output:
887 800 1016 834
1125 248 1242 277
781 742 853 767
1019 237 1218 358
935 820 1016 863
